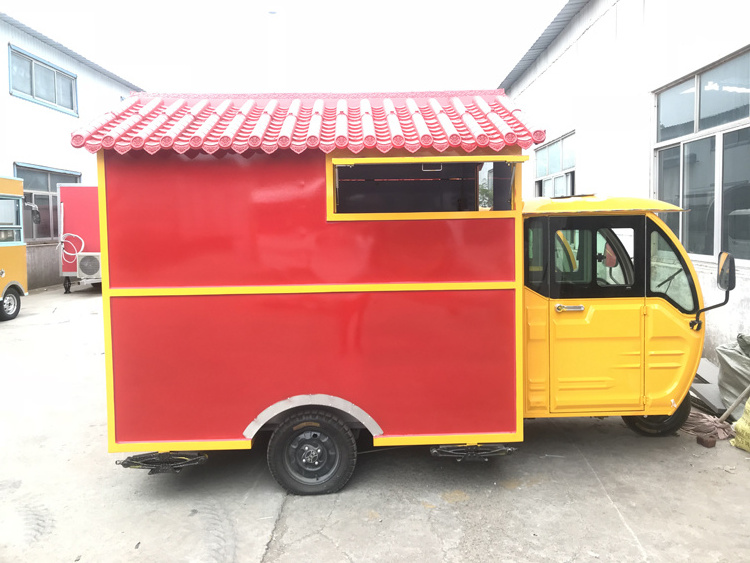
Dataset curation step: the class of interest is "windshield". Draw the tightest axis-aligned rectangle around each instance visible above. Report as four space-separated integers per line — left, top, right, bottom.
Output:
647 219 698 313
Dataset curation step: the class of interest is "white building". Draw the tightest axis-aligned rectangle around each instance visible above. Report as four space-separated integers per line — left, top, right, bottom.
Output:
502 0 749 360
1 13 139 288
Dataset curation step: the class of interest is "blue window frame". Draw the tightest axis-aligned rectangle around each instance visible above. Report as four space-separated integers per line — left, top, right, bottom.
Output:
9 45 78 116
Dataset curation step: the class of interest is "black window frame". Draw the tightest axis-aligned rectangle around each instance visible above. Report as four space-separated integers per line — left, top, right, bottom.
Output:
548 215 646 300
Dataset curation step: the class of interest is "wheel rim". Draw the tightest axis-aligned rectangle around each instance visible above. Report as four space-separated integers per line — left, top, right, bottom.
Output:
284 429 340 485
3 293 18 315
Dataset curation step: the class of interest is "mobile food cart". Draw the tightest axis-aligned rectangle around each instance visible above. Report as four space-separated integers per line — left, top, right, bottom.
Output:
0 176 29 321
72 90 734 494
58 184 101 292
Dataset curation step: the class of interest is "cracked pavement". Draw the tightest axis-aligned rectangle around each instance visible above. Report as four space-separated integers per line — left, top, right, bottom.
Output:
2 287 750 562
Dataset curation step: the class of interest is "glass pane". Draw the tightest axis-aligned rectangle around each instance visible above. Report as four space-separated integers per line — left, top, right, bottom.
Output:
10 51 32 95
16 167 49 191
658 79 695 142
562 135 575 170
0 229 20 243
56 74 75 110
527 222 545 285
722 127 750 260
683 137 715 255
700 53 750 130
23 194 33 240
649 230 696 312
548 141 562 175
50 173 79 192
478 162 493 209
0 199 20 226
34 63 56 103
543 178 553 197
553 175 566 197
554 229 592 284
657 146 681 235
51 196 59 238
35 194 51 238
536 147 548 177
596 228 634 286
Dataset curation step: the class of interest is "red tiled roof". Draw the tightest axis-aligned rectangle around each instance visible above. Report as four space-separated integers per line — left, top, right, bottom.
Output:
72 90 546 155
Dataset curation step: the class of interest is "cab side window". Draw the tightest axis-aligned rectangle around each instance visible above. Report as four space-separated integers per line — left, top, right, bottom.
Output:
550 216 644 299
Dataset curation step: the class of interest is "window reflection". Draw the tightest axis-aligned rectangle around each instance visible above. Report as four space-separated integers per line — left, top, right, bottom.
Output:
700 53 750 130
658 80 695 142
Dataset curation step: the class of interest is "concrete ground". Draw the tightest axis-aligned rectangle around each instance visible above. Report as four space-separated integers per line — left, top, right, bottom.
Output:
1 287 749 563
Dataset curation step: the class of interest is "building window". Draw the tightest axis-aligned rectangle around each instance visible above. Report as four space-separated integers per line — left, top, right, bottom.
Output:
14 164 80 242
9 45 78 115
535 134 575 197
655 49 750 261
329 157 522 220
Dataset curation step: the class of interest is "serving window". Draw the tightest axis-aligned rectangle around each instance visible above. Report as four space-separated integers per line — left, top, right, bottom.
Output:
328 156 525 221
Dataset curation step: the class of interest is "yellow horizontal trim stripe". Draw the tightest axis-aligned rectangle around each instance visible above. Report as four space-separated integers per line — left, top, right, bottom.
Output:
108 281 517 298
373 431 523 447
111 440 253 453
332 155 529 165
329 210 518 222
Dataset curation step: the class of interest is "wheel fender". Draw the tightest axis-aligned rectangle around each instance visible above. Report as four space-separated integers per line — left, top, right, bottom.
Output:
243 394 383 440
2 281 27 298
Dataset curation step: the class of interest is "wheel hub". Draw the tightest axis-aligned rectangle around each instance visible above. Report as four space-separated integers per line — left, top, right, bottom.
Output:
286 430 339 483
3 293 17 315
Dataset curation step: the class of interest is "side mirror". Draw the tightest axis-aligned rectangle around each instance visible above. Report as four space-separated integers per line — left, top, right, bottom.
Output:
32 209 41 225
717 251 736 291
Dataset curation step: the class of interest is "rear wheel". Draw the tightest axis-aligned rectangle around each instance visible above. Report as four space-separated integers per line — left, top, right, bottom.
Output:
622 396 691 437
267 410 357 495
0 287 21 321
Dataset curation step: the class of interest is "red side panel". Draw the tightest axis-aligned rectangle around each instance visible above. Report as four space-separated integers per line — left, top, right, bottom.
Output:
104 151 515 288
59 185 100 276
110 290 517 442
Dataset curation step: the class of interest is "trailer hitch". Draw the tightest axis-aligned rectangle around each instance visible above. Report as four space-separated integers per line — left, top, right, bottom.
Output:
116 451 208 474
430 444 516 462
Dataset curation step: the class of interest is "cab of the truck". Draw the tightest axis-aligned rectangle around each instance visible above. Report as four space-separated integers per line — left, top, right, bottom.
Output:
522 195 716 435
0 176 28 321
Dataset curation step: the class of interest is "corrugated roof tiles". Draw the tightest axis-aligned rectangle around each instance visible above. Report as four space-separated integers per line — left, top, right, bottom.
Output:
72 90 546 155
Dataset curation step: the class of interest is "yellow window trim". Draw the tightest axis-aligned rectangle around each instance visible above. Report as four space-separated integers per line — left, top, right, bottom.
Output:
326 154 528 222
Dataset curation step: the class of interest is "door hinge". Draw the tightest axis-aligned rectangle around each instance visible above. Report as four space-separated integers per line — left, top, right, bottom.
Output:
641 305 649 316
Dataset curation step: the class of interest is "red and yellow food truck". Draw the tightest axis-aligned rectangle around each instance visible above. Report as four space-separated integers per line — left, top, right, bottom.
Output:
58 184 101 293
72 91 734 494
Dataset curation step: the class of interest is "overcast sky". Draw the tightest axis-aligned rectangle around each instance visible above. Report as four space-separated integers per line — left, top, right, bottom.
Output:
2 0 566 94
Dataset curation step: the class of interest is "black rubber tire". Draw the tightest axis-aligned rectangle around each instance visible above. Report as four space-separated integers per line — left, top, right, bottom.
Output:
267 410 357 495
0 287 21 321
622 396 692 437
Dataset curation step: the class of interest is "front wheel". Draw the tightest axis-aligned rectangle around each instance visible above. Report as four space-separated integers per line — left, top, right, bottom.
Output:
267 410 357 495
0 287 21 321
622 396 692 437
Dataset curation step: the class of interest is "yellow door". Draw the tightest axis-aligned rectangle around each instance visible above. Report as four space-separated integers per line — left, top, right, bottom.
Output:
548 216 646 413
642 217 704 412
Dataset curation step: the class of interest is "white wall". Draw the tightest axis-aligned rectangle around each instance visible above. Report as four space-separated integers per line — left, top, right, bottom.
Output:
0 19 135 184
1 18 136 287
508 0 750 360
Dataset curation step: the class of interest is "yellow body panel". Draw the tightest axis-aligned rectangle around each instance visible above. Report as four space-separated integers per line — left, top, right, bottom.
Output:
0 177 27 298
0 245 28 295
549 298 644 412
523 288 550 416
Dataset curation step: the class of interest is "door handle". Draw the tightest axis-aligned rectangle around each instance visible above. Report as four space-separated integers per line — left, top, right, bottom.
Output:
555 304 585 313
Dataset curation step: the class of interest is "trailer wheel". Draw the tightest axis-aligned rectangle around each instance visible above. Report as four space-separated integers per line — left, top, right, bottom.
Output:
622 396 691 437
267 410 357 495
0 287 21 321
